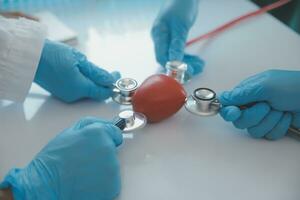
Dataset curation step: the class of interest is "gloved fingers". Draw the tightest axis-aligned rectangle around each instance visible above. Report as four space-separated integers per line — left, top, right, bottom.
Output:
151 22 170 66
73 117 124 146
265 112 292 140
292 113 300 129
111 71 121 82
219 106 241 122
85 123 123 147
77 59 116 87
219 82 265 106
233 102 270 129
103 124 123 147
183 54 205 76
235 72 264 88
72 48 87 63
247 110 283 138
169 22 188 61
73 117 110 130
86 82 114 101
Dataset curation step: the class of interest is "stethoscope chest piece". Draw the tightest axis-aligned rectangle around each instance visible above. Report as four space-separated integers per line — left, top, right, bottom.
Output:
166 61 191 84
112 78 138 105
185 88 221 116
117 110 147 132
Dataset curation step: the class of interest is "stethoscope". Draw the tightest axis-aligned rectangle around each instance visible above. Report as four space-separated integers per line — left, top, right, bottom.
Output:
111 61 300 139
112 78 146 132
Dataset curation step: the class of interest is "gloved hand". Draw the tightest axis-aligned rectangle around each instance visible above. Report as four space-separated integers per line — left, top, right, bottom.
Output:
151 0 204 76
35 40 120 103
0 117 123 200
219 70 300 140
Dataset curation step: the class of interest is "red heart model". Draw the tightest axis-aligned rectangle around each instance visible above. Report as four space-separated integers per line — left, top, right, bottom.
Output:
132 74 187 123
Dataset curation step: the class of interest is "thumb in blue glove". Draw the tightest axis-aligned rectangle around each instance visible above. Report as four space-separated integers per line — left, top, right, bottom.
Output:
219 70 300 140
151 0 204 77
35 40 121 103
0 117 123 200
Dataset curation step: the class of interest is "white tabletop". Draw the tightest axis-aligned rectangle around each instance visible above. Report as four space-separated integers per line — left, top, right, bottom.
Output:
1 0 300 199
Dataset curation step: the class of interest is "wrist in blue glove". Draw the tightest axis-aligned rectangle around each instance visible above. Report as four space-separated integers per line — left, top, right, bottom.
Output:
151 0 204 77
219 70 300 140
35 40 121 103
0 117 123 200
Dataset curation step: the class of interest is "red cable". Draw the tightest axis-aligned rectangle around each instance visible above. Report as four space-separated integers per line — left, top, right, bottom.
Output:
186 0 291 47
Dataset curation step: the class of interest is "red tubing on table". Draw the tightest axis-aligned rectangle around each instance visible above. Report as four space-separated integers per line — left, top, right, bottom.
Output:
186 0 291 47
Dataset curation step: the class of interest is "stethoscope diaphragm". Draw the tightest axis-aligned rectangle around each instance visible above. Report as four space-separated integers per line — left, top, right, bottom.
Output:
185 88 221 116
114 110 147 133
112 78 138 105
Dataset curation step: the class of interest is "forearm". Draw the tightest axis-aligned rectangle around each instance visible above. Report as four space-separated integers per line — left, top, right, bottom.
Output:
0 189 13 200
0 17 46 102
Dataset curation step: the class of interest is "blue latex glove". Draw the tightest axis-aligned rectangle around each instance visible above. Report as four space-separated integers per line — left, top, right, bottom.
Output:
35 40 120 103
151 0 205 76
219 70 300 140
0 117 123 200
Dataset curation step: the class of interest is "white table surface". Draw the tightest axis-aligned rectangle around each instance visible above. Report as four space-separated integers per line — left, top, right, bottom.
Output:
1 0 300 199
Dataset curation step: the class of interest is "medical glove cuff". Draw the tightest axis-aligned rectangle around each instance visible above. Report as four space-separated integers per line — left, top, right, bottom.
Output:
0 160 56 200
0 168 29 200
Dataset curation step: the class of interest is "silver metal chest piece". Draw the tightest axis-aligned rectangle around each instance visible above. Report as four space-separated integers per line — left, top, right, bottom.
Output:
116 110 147 132
112 78 138 105
165 61 190 84
185 88 221 116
